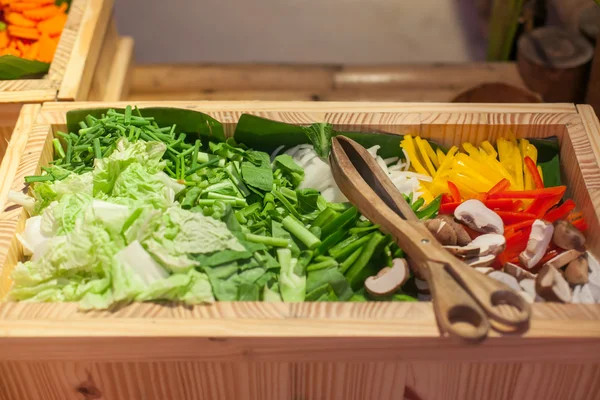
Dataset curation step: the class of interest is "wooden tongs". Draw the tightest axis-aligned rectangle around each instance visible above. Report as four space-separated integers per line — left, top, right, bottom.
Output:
330 136 531 342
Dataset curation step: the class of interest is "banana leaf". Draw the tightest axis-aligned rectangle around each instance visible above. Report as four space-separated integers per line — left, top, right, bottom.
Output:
0 55 49 80
528 136 561 187
66 107 225 142
234 114 414 159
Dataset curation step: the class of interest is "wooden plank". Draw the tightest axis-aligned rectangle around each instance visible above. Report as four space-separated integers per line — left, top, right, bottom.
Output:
101 36 135 101
129 90 321 102
0 105 41 212
38 101 579 122
131 64 337 94
57 0 115 101
86 17 120 101
333 63 527 90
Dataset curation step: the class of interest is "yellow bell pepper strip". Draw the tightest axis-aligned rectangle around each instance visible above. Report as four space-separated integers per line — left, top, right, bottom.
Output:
434 146 458 178
436 148 445 166
418 183 435 204
415 136 437 176
400 136 430 176
537 166 544 185
423 140 439 168
481 141 497 159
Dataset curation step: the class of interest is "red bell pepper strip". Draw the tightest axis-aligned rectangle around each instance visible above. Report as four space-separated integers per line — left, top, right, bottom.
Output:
568 211 583 222
447 181 461 203
439 202 461 214
512 200 524 212
524 156 544 189
531 249 560 272
544 199 576 223
484 199 516 211
476 193 488 202
504 219 535 236
524 192 563 218
571 218 588 231
488 186 566 199
496 211 537 225
487 178 511 196
463 225 481 240
441 193 453 205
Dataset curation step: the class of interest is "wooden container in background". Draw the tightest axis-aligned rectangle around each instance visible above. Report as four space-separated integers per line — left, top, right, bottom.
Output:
517 27 594 102
0 0 134 163
0 101 599 400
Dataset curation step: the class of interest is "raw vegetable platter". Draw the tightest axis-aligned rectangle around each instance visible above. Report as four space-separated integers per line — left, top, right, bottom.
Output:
3 104 599 308
1 102 600 400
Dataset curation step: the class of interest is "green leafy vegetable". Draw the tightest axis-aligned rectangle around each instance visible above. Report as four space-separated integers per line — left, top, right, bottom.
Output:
0 55 49 80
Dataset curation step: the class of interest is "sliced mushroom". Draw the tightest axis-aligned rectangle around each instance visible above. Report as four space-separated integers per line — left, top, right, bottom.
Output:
564 256 589 285
520 278 545 302
417 293 432 301
454 199 504 234
469 234 506 257
589 282 600 303
414 277 430 294
542 249 584 269
535 264 572 303
572 284 596 304
438 215 471 246
519 219 554 269
504 262 536 281
443 245 480 259
518 291 535 304
474 266 495 275
424 219 456 246
487 271 521 292
464 254 496 268
552 220 586 251
364 259 410 297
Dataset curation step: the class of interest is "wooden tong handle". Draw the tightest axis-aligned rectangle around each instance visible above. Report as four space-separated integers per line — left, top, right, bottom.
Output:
419 259 490 342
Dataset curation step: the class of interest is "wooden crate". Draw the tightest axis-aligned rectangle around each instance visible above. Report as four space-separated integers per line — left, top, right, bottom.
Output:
0 0 134 163
1 101 600 400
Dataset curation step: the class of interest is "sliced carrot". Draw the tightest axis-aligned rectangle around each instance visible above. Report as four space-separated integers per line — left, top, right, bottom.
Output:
37 12 67 36
7 25 39 40
5 12 36 28
8 2 39 12
23 4 59 20
23 40 38 59
36 32 56 62
0 31 9 48
0 47 20 56
22 0 54 4
16 39 29 53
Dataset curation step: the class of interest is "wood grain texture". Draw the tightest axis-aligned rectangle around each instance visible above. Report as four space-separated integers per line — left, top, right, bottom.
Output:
57 0 115 101
101 36 134 101
86 17 120 101
1 102 599 400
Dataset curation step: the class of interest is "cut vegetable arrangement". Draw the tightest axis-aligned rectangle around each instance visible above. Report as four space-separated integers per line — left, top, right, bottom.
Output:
6 106 600 308
0 0 68 79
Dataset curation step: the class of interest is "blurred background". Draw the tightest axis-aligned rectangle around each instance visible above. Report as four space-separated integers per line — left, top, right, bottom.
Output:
111 0 600 111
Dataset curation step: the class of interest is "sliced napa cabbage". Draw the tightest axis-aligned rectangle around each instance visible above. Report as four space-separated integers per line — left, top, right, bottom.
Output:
110 163 175 209
93 139 166 196
8 190 35 214
40 193 92 236
143 207 245 273
31 171 93 214
157 171 186 194
16 216 51 257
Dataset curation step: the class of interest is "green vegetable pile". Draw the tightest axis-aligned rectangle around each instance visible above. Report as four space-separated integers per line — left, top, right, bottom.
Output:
13 106 432 309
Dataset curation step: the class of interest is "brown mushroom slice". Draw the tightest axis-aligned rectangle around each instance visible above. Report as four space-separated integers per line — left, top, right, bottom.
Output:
535 264 572 303
487 270 521 292
564 256 589 285
443 245 480 259
424 219 457 246
464 254 496 268
454 199 504 234
517 291 535 304
364 258 410 297
504 262 536 281
438 214 471 246
519 219 554 269
552 220 586 251
469 234 506 257
542 249 584 269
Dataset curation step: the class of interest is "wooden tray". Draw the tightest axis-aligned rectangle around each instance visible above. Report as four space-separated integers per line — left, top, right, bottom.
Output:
0 101 599 400
0 0 134 162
